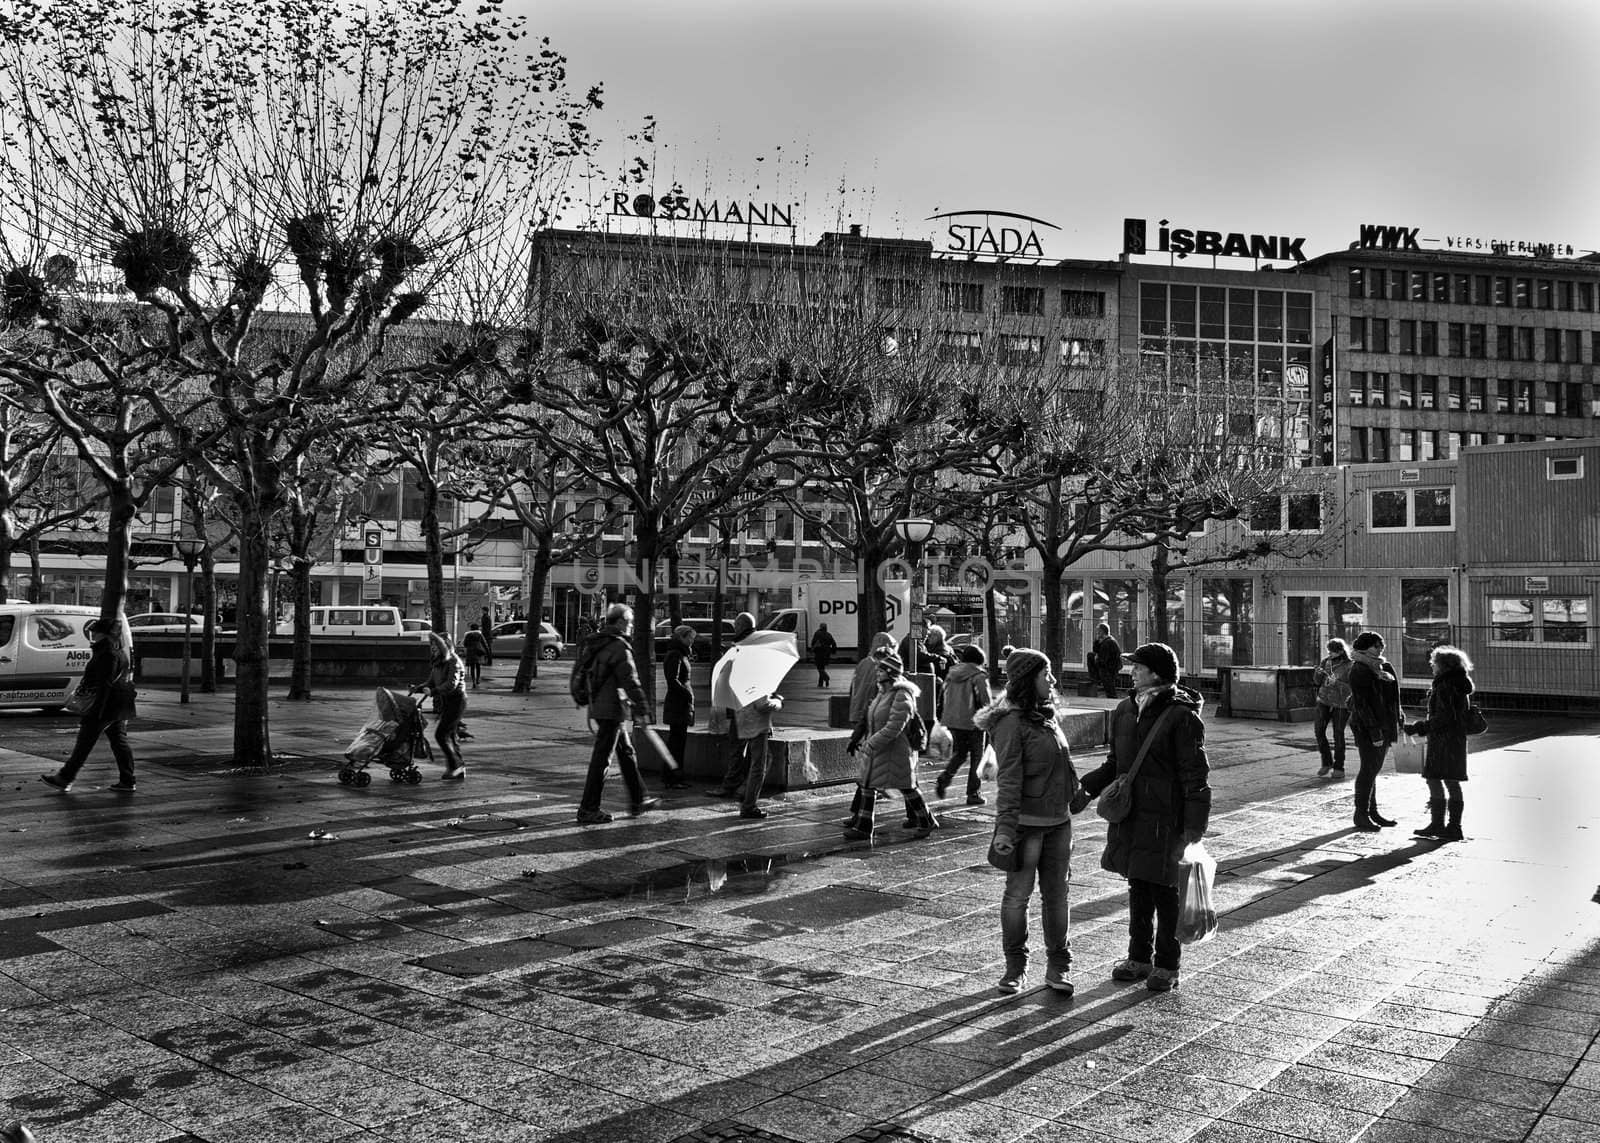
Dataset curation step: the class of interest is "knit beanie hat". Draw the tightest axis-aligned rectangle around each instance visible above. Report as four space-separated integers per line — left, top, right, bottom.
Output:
876 649 904 675
1122 642 1180 684
1004 648 1049 687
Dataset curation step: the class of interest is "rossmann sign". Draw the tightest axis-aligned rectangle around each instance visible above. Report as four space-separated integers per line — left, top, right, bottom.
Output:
1123 217 1307 263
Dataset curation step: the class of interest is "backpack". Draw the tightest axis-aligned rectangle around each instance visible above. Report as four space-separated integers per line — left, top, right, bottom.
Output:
568 634 614 707
904 705 927 752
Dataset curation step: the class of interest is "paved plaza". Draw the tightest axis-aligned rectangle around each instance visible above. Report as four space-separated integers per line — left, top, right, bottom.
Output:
2 663 1598 1143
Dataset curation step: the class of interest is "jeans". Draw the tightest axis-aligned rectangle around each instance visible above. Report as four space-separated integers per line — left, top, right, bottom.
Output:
581 719 646 812
1353 733 1390 821
737 732 770 809
433 690 465 770
945 728 986 795
1127 877 1183 971
1314 704 1349 769
58 718 135 785
1000 822 1072 970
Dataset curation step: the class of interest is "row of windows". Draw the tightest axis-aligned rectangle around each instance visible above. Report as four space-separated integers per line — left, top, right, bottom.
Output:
1348 374 1589 417
922 330 1107 365
1490 597 1590 644
1347 427 1579 463
875 279 1110 319
1349 317 1598 362
1349 266 1600 312
1244 487 1453 532
1140 283 1314 345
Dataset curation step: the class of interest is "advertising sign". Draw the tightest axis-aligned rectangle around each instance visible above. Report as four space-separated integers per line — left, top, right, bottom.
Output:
363 528 384 601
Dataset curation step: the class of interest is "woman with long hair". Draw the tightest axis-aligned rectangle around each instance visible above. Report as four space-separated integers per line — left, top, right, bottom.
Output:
1405 645 1476 842
977 648 1079 995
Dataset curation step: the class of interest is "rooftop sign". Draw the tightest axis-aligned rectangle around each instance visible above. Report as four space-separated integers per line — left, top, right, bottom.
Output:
608 191 795 229
928 210 1059 261
1356 222 1578 259
1124 217 1307 263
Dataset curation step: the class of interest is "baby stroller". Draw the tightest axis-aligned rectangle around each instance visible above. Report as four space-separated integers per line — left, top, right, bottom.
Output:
339 687 432 787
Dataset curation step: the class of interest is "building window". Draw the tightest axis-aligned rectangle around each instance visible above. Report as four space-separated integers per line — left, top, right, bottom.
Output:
1349 371 1366 406
1370 318 1388 353
1559 383 1584 418
1409 271 1426 302
1565 329 1581 363
1447 377 1465 410
1418 375 1437 410
1490 596 1590 645
875 278 922 308
1349 316 1367 351
1061 289 1105 318
1516 327 1534 361
1001 286 1044 316
1515 277 1532 308
1348 267 1364 299
1419 430 1439 461
1396 374 1417 408
1247 492 1323 533
1538 279 1554 309
1582 282 1596 311
1447 323 1464 357
1000 333 1044 365
1469 324 1486 358
1348 428 1367 462
1370 487 1454 531
1399 321 1416 355
1549 455 1584 480
1431 272 1449 303
1401 578 1452 676
937 329 982 363
1560 281 1576 311
1494 379 1513 413
1515 381 1535 415
1545 328 1563 362
939 281 984 313
1368 372 1388 406
1419 322 1437 356
1396 429 1417 462
1452 274 1472 304
1493 277 1511 306
1370 427 1390 462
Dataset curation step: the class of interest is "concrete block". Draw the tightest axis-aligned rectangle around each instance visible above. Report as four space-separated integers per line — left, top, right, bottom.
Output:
639 727 858 792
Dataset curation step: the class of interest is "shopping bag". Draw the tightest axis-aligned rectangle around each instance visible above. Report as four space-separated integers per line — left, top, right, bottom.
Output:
1391 735 1425 774
925 722 953 765
977 744 998 782
1176 842 1218 945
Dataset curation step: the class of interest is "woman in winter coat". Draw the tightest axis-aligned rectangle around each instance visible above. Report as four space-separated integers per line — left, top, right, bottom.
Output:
1312 638 1353 778
980 648 1079 996
1345 630 1404 831
936 644 995 804
1073 642 1210 993
41 617 139 792
1404 645 1475 843
660 624 695 789
415 632 468 780
842 649 938 838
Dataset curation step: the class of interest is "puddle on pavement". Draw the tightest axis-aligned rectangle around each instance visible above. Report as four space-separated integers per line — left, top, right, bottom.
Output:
541 852 804 904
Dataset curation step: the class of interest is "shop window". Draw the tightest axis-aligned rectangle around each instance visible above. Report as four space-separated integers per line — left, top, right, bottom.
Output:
1370 487 1453 531
1490 597 1590 645
1201 578 1254 669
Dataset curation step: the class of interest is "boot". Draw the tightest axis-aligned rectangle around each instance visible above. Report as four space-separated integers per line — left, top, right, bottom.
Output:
902 789 939 838
1413 800 1447 839
1368 798 1398 829
844 788 877 837
935 765 957 800
839 785 866 828
1352 775 1380 831
1441 798 1464 842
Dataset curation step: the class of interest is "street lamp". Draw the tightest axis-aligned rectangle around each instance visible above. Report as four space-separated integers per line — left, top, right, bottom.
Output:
893 516 934 681
171 537 205 704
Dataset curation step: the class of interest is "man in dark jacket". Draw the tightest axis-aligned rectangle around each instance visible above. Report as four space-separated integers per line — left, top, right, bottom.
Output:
1088 623 1122 698
574 604 657 824
40 617 139 793
1345 630 1403 831
1072 642 1210 993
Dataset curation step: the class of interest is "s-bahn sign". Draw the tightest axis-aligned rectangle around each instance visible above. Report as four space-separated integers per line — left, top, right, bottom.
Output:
1123 217 1308 263
929 210 1060 260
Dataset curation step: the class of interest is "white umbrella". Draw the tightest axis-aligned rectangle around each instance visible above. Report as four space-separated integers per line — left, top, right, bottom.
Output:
710 630 800 709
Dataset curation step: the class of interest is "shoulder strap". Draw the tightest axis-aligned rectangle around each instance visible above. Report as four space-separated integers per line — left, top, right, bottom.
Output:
1124 705 1181 782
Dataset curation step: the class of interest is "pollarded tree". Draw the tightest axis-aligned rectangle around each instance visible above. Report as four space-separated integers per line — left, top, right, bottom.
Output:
0 0 601 764
0 400 107 593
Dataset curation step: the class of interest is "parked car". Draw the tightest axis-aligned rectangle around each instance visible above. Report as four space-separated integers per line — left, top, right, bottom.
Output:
489 620 563 661
652 616 737 660
127 612 211 636
401 618 432 634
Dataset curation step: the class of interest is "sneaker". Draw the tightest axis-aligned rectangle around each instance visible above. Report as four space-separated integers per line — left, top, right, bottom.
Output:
440 768 465 781
39 773 72 792
966 793 987 806
1045 966 1074 995
996 972 1024 995
1147 966 1180 992
1110 958 1152 982
1316 765 1332 777
629 798 660 817
108 781 137 793
738 807 768 820
575 809 613 825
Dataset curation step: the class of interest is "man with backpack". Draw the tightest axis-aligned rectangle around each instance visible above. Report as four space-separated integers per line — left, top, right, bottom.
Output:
570 603 658 825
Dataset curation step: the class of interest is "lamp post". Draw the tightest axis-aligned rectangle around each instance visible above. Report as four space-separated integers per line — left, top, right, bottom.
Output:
171 536 205 705
893 516 934 681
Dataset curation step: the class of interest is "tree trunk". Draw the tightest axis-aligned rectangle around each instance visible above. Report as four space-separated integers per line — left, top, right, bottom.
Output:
857 539 889 651
1151 544 1172 644
512 536 552 693
190 490 219 692
100 481 135 624
1039 555 1067 668
232 496 277 768
27 536 41 601
984 582 1002 685
631 526 658 709
422 479 446 634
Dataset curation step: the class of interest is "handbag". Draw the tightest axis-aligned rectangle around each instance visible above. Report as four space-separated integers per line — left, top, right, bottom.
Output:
1464 701 1488 736
1095 707 1179 823
64 685 99 717
986 827 1019 871
1391 735 1425 774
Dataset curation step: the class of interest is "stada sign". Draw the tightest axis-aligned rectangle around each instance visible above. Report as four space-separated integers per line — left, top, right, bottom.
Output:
929 210 1060 261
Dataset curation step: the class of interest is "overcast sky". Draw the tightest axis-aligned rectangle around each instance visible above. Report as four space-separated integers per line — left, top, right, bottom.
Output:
516 0 1600 263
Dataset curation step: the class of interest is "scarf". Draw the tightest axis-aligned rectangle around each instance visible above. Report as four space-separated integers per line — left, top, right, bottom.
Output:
1352 648 1387 675
1133 683 1171 715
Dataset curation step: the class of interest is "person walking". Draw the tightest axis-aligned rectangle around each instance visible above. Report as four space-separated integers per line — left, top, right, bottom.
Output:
1405 645 1476 843
935 644 994 805
1088 623 1122 698
849 632 895 726
810 622 838 688
842 649 939 838
708 612 762 799
731 693 783 819
1072 643 1210 993
461 622 490 689
414 633 468 780
1312 637 1353 778
981 648 1079 996
660 623 695 789
1346 630 1404 831
478 607 495 665
41 617 139 793
574 604 658 824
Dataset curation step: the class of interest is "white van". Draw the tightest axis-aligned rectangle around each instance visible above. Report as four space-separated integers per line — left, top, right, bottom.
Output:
280 605 423 640
0 603 100 710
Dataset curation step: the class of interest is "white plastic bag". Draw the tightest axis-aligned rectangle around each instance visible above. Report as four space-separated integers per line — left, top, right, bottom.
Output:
1391 735 1425 774
1177 842 1218 945
926 722 953 765
977 744 999 782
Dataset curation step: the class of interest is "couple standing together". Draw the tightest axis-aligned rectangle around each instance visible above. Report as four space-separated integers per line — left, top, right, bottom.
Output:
987 642 1211 997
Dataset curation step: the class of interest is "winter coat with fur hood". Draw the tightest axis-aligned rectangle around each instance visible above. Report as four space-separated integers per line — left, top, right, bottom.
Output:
859 676 921 789
1406 666 1473 782
977 699 1077 846
1077 684 1211 887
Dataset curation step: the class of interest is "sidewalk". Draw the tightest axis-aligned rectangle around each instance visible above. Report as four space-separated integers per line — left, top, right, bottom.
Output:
2 666 1598 1143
